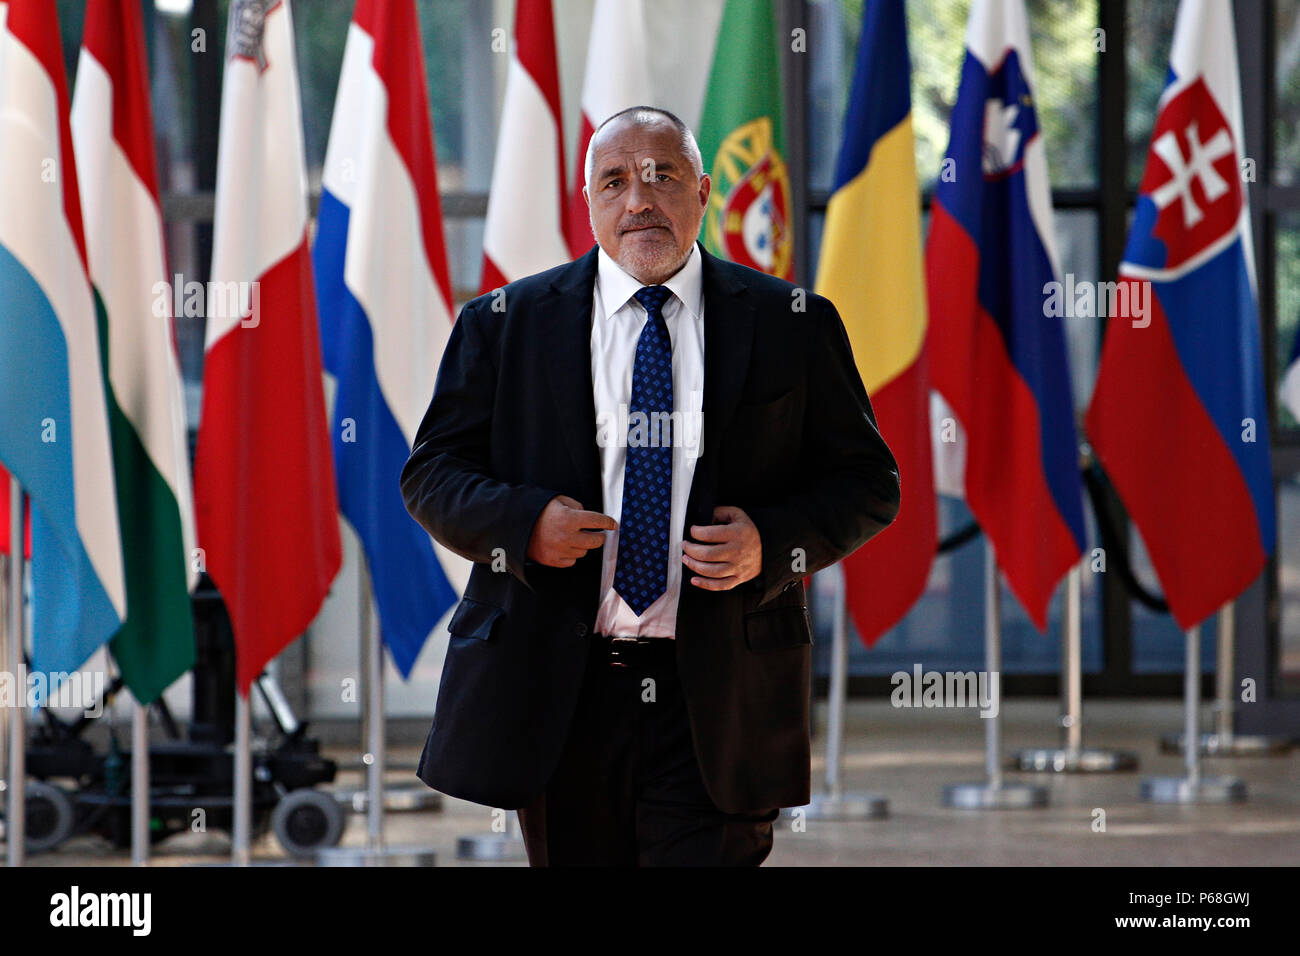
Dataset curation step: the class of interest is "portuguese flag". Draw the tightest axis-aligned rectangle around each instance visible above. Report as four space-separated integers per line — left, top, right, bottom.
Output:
697 0 793 279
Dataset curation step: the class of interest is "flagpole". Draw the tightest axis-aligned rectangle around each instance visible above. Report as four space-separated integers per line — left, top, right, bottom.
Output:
1159 601 1290 757
784 563 887 821
232 689 251 864
1141 621 1245 804
943 538 1046 809
131 693 149 865
7 479 26 865
0 551 7 846
362 575 384 851
1012 558 1137 772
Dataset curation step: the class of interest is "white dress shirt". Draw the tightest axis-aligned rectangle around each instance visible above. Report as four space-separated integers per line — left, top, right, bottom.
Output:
591 244 705 638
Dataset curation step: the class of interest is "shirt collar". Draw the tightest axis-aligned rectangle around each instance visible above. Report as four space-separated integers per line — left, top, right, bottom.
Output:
595 243 703 321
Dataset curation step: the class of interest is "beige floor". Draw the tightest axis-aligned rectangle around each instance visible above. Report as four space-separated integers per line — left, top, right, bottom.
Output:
12 698 1300 866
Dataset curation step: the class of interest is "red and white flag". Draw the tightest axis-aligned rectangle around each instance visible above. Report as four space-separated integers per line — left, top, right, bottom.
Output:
565 0 652 258
195 0 341 696
479 0 568 291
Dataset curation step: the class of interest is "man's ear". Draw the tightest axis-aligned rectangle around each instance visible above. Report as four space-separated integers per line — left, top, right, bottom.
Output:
583 185 591 208
698 173 711 209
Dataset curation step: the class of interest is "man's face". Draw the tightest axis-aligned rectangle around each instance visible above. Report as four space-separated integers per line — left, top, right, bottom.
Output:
584 119 710 285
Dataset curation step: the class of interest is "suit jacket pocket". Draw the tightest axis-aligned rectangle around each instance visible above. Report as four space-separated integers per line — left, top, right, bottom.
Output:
447 598 505 641
733 387 797 432
743 604 813 651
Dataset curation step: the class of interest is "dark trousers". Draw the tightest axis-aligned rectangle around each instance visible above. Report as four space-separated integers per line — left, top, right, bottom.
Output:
516 636 779 867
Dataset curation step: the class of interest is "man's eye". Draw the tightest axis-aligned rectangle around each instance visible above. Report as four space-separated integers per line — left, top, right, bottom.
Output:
605 179 622 189
656 174 671 182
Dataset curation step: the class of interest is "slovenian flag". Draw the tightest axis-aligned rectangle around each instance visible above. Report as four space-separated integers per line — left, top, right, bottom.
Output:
195 0 341 696
72 0 197 704
925 0 1086 629
314 0 466 677
0 0 126 686
480 0 568 290
816 0 934 644
1086 0 1274 629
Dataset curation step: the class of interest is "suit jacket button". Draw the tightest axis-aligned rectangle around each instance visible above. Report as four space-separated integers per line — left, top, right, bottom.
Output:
574 622 588 637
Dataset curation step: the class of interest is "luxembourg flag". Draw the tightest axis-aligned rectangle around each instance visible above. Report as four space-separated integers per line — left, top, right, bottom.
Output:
195 0 341 696
925 0 1086 630
0 0 126 683
314 0 466 677
480 0 568 291
1086 0 1274 629
72 0 197 704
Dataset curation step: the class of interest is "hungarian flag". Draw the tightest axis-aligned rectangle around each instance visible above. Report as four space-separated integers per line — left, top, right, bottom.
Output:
314 0 467 677
565 0 652 259
1085 0 1274 629
0 0 126 693
925 0 1086 629
817 0 934 645
72 0 197 704
480 0 568 291
195 0 341 696
697 0 793 279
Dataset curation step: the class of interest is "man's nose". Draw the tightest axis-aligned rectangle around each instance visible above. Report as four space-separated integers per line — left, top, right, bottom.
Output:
624 176 655 214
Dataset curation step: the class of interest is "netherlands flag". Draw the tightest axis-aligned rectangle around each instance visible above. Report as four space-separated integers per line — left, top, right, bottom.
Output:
925 0 1086 630
1086 0 1274 629
0 0 126 685
314 0 466 677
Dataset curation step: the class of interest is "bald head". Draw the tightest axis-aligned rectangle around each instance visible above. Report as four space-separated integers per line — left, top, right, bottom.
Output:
584 107 704 188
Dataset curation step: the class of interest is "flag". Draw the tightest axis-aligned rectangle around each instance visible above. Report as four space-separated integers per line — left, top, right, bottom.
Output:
697 0 793 279
314 0 467 678
1085 0 1274 629
480 0 567 291
0 465 32 558
925 0 1086 630
816 0 934 645
0 0 126 687
1282 316 1300 423
72 0 196 704
195 0 341 696
565 0 652 259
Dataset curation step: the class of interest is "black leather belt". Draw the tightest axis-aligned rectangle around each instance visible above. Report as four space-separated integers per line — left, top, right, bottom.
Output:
592 633 677 669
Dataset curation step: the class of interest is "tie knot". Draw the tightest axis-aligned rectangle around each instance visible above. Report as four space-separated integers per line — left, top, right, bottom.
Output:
633 285 672 317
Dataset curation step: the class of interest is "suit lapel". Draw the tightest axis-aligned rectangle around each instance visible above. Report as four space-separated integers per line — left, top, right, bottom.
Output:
541 246 604 512
539 243 755 528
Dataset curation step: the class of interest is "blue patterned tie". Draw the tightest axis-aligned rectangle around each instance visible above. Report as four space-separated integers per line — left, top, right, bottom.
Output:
614 285 675 616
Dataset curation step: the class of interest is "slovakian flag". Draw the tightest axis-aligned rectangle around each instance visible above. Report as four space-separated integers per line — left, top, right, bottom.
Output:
195 0 342 696
1086 0 1274 629
925 0 1086 630
72 0 197 704
565 0 652 259
697 0 793 279
314 0 467 677
1282 316 1300 424
0 0 126 690
817 0 934 645
480 0 568 291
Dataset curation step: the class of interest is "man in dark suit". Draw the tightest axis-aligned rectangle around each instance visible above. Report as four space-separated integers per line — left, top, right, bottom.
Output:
401 106 900 866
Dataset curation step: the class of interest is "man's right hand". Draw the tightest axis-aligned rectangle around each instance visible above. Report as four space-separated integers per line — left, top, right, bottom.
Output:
526 495 617 568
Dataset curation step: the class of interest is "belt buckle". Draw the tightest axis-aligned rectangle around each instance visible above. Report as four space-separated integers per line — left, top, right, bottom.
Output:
608 636 638 669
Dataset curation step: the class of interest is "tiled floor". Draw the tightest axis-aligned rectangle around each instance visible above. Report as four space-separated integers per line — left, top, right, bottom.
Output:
11 699 1300 866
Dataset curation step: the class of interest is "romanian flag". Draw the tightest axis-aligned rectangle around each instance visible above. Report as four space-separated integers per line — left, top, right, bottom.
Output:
816 0 934 644
1086 0 1274 628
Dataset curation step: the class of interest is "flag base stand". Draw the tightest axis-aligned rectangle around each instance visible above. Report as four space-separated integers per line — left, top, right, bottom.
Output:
942 781 1048 809
1159 732 1291 757
1139 775 1246 804
1011 746 1138 773
316 844 437 866
457 811 527 862
782 792 888 821
332 784 442 814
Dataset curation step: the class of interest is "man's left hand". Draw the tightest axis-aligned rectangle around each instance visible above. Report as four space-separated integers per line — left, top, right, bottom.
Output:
682 505 762 591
